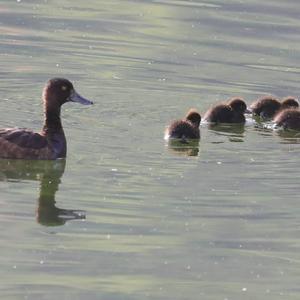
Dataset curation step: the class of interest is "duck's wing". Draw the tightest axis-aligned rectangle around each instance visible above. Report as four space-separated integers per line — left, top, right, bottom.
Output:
0 128 47 149
0 128 52 159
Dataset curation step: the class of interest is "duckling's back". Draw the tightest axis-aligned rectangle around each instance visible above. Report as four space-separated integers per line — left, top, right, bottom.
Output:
166 120 200 139
203 104 233 123
274 109 300 130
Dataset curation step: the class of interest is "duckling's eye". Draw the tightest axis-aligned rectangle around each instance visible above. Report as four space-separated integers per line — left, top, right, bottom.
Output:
61 85 67 91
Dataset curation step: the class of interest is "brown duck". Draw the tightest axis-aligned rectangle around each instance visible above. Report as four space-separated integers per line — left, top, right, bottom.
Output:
0 78 93 160
203 97 249 124
274 108 300 131
165 109 201 140
250 96 299 119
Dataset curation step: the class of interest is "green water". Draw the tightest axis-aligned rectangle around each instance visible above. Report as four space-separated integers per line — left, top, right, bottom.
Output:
1 0 300 299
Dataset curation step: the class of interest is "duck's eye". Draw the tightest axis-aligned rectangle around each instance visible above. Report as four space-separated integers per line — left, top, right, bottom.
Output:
61 85 67 91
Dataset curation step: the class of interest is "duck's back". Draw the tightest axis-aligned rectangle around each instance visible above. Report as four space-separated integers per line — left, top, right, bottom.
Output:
166 120 200 139
273 109 300 130
203 104 234 123
0 128 53 159
250 98 281 118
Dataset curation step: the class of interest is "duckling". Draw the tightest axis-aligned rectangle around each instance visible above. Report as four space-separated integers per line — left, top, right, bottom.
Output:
165 109 201 141
250 96 299 119
280 96 299 110
273 109 300 131
203 97 248 123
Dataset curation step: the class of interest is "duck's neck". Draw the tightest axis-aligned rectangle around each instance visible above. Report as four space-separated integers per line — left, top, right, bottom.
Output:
42 105 63 133
42 104 67 158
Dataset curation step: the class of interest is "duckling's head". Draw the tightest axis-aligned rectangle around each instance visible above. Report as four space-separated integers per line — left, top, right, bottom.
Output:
185 109 201 127
228 97 248 113
43 78 93 108
281 97 299 110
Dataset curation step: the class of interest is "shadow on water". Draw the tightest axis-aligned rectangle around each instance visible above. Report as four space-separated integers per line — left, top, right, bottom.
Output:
166 139 200 156
0 159 85 226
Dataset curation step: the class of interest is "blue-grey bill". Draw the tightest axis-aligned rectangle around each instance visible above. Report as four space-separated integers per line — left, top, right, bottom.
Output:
69 90 93 105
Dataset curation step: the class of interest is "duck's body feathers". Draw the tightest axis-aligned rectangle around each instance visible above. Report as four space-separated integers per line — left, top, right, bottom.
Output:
0 128 47 149
203 105 246 123
0 128 55 160
203 97 247 124
167 120 200 140
204 105 233 123
274 109 300 131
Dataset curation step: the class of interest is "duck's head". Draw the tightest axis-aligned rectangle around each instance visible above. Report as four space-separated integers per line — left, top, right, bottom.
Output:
185 109 201 127
281 97 299 110
228 97 248 113
43 78 93 107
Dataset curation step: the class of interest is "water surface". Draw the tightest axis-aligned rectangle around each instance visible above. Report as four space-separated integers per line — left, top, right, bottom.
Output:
1 1 300 299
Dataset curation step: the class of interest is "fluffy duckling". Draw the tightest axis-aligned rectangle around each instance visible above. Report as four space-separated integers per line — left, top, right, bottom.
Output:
165 109 201 140
273 109 300 131
203 97 248 123
250 96 299 119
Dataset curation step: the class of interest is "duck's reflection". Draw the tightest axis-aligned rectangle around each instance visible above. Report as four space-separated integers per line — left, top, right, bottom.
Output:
253 121 300 143
0 159 85 226
208 123 245 142
166 139 200 157
276 129 300 144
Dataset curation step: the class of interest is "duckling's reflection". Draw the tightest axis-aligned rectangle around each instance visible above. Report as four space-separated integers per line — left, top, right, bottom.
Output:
253 121 300 143
208 123 245 142
276 129 300 144
0 159 85 226
166 139 200 157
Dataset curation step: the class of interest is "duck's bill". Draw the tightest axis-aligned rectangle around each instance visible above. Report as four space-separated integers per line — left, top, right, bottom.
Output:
69 90 93 105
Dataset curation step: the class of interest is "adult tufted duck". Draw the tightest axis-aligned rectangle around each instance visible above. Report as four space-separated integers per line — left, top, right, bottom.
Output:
0 78 93 160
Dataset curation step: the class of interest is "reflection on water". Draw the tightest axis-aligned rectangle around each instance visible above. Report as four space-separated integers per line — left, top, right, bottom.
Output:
0 159 85 226
207 123 245 143
252 121 300 144
276 129 300 144
208 123 245 135
166 139 200 156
